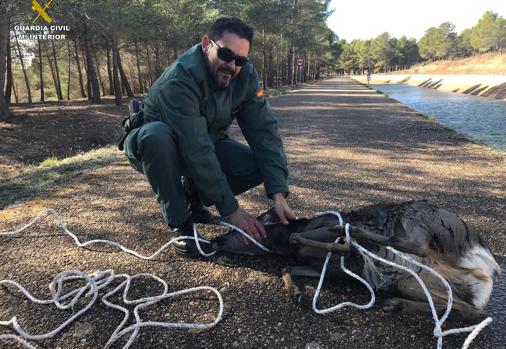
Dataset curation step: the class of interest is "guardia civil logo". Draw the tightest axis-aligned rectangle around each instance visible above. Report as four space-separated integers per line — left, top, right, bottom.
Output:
15 0 70 40
32 0 53 24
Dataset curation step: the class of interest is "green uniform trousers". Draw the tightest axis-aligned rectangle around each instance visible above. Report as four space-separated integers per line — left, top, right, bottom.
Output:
124 121 262 226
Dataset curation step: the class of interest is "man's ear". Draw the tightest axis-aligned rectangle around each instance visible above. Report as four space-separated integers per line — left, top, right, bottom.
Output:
201 35 210 54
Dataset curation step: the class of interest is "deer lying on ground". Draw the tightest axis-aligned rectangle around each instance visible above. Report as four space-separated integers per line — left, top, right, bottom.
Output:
211 201 500 321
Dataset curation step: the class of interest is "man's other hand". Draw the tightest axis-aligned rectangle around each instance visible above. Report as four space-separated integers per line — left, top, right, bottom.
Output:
272 193 296 225
229 207 267 245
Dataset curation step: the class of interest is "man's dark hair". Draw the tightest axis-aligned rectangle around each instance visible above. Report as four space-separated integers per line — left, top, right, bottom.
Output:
208 17 254 46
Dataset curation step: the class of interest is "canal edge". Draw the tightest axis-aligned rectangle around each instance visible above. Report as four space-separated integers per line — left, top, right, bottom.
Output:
350 77 505 156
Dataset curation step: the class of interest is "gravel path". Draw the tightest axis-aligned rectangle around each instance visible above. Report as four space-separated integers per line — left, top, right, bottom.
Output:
1 77 505 349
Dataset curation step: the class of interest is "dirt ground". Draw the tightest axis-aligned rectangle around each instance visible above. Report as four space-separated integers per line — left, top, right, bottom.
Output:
0 99 127 179
0 78 505 349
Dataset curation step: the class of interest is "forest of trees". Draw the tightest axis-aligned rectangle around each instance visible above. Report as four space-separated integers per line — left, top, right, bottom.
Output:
0 0 341 120
336 11 506 74
0 0 505 120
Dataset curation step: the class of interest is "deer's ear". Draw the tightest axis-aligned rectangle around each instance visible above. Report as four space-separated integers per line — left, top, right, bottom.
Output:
257 207 281 225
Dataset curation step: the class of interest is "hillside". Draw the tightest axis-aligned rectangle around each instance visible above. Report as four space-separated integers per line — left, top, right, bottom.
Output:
403 52 506 75
354 52 506 100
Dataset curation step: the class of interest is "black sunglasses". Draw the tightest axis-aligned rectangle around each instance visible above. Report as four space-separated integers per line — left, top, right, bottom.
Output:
211 40 249 67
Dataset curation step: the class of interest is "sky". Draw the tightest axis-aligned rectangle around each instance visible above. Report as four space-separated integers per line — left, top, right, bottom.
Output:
326 0 506 41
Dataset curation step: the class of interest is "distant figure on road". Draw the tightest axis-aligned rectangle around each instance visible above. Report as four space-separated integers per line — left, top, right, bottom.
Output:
123 17 295 256
367 70 371 84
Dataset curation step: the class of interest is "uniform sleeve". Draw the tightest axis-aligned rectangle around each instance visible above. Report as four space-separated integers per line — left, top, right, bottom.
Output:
157 76 239 216
236 67 289 197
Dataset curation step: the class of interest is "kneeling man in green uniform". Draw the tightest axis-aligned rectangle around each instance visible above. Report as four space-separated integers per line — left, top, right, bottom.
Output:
124 17 295 256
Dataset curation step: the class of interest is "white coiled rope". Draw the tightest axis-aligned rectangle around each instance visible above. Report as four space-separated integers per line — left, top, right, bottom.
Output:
0 207 269 348
1 208 494 349
0 269 223 349
313 211 493 349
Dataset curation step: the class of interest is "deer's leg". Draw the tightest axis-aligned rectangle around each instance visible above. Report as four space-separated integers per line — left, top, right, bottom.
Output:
281 267 313 307
383 297 442 314
385 275 487 321
286 265 322 278
290 235 349 253
330 222 432 257
289 227 349 253
382 296 486 321
330 225 390 245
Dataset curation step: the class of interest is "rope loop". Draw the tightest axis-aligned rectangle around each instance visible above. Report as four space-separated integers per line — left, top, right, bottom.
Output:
0 207 494 349
0 208 235 348
310 210 493 349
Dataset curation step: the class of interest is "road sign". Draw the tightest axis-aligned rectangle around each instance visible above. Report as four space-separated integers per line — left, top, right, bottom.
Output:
296 58 304 67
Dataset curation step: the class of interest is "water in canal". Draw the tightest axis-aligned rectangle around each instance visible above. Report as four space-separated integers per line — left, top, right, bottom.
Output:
371 84 506 152
367 84 505 345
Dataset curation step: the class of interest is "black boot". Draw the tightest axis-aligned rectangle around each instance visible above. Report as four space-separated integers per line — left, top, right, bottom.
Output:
183 177 220 224
171 220 213 257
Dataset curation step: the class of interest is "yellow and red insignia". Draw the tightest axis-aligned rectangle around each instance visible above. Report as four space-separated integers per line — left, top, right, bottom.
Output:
257 88 264 98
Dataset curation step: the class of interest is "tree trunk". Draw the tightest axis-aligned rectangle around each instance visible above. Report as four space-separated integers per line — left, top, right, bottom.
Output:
111 42 122 106
288 0 298 85
114 44 134 97
15 34 32 104
44 42 60 100
5 36 13 105
154 42 162 79
0 15 11 115
38 39 45 102
0 38 9 116
286 46 293 85
83 21 101 103
82 44 91 100
145 43 153 86
292 50 297 84
12 80 19 104
67 40 71 100
0 8 10 119
280 51 286 85
73 38 86 98
172 39 178 64
0 91 9 119
267 50 274 87
312 56 316 80
51 41 64 100
106 45 114 95
306 51 311 82
276 59 281 87
165 50 171 66
261 27 267 89
0 16 7 99
92 44 106 96
134 42 143 93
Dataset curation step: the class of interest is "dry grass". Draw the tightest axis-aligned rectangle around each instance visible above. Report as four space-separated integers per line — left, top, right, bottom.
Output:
405 52 506 75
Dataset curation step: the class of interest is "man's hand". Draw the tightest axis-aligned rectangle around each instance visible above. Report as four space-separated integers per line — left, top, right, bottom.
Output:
272 193 296 225
229 207 267 245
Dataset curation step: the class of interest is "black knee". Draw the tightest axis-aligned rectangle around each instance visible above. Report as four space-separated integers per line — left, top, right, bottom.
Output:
137 121 176 155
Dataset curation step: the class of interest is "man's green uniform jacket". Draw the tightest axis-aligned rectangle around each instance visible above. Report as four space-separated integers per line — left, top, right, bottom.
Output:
142 44 289 217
